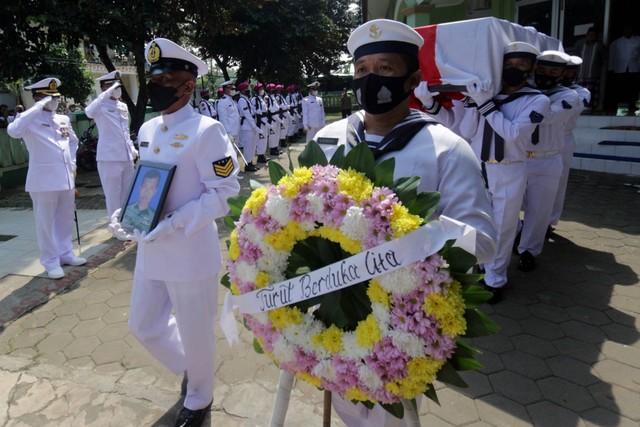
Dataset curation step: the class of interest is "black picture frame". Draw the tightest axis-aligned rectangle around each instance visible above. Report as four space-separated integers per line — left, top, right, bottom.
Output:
119 161 176 233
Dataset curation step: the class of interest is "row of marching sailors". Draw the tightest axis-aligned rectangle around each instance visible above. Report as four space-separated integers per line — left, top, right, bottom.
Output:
197 80 326 171
417 42 590 304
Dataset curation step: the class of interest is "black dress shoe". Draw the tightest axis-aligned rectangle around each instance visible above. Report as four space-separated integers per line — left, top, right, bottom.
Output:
482 284 503 304
512 229 522 255
245 163 259 172
180 372 188 396
269 147 282 156
174 400 212 427
257 154 268 163
518 250 535 272
546 225 555 239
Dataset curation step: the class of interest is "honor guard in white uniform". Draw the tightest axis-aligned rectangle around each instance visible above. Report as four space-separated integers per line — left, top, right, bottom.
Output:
197 89 217 119
8 78 86 279
301 81 326 142
265 83 283 156
285 85 299 138
85 70 138 218
108 38 240 427
251 83 270 163
217 80 240 145
237 82 262 172
316 19 497 427
274 84 291 147
550 55 590 228
417 41 550 303
517 50 581 271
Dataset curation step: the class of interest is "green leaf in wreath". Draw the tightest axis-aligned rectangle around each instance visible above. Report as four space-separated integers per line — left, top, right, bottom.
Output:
406 191 440 220
342 142 377 182
220 272 231 290
374 157 395 188
286 147 295 173
253 338 264 354
435 361 468 388
462 284 493 307
424 384 440 405
453 340 481 359
298 140 328 168
249 179 265 191
223 215 236 231
440 241 478 274
380 401 404 419
451 272 484 288
268 160 289 185
464 309 501 337
329 145 346 168
450 356 484 371
392 176 421 207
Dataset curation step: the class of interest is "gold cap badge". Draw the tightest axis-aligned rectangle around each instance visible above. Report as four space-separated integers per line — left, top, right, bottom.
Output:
147 42 161 63
369 24 382 40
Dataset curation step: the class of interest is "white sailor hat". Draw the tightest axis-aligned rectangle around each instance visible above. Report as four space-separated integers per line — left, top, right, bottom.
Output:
96 70 122 83
307 81 320 88
220 79 236 88
25 77 62 96
144 38 208 77
504 42 540 60
536 50 570 66
347 19 424 60
566 55 583 68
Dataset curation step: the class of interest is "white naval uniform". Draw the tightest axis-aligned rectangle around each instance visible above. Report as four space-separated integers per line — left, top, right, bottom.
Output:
519 85 580 257
275 93 291 140
129 103 240 411
426 87 550 288
265 95 281 149
238 94 260 163
550 84 590 226
198 98 216 119
7 99 79 272
285 93 298 136
302 93 326 142
216 94 240 143
251 95 269 155
317 112 496 427
85 92 138 217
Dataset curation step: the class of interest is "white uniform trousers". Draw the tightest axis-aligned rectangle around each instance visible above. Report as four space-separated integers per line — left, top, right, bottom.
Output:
128 273 218 411
287 113 296 137
240 128 258 164
306 127 321 143
518 154 563 256
30 189 76 272
256 125 268 155
280 114 290 141
97 160 135 218
550 135 575 226
333 393 422 427
481 162 527 287
268 125 279 149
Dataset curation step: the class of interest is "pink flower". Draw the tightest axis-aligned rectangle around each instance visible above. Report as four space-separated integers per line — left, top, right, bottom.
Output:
364 337 410 382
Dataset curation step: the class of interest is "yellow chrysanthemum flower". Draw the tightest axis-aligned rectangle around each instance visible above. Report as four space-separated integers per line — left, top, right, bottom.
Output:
311 325 344 354
312 226 362 254
229 230 240 260
245 187 267 216
229 281 240 295
354 314 383 349
255 271 270 288
367 280 391 308
265 221 307 251
337 169 373 202
268 307 304 329
344 387 372 402
279 167 313 198
390 204 422 237
386 358 444 399
296 371 322 387
423 282 467 336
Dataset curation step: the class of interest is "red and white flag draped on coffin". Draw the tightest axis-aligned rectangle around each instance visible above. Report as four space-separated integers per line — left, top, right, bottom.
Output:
413 17 564 104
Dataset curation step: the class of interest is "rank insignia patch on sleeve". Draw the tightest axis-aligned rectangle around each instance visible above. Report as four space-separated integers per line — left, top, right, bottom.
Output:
213 156 234 177
529 111 544 123
562 100 572 109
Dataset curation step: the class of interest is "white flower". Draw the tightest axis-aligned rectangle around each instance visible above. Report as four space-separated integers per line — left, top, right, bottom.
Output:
272 335 295 363
236 261 258 284
252 312 269 324
377 267 420 295
265 193 292 227
313 359 336 382
307 193 326 218
342 332 370 360
390 330 427 359
371 303 391 333
340 206 369 241
359 365 383 390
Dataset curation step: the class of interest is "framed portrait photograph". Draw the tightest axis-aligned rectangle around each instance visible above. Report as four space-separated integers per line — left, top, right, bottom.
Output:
119 161 176 233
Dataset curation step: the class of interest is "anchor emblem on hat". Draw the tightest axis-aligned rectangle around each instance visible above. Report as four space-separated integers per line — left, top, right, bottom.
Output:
369 24 382 39
147 42 161 63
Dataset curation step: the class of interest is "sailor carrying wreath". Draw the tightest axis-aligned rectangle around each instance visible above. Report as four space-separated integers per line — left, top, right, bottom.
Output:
220 142 498 424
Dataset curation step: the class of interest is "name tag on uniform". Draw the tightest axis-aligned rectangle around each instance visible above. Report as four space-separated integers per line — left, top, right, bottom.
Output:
140 141 150 147
317 137 339 145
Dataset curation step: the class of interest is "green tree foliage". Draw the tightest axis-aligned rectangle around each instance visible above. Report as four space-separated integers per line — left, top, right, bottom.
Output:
34 43 94 103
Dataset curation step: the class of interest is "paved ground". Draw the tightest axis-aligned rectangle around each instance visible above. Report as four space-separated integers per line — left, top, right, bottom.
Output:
0 141 639 426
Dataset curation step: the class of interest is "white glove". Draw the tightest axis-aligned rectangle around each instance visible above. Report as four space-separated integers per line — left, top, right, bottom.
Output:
106 82 121 95
142 211 183 243
414 82 439 109
465 82 493 107
34 96 53 110
108 209 135 241
303 126 309 132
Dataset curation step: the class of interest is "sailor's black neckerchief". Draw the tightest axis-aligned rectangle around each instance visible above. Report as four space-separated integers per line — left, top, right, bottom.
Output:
346 109 434 160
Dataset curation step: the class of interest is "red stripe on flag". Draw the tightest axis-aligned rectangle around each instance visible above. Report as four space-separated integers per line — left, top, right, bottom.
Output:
416 25 441 86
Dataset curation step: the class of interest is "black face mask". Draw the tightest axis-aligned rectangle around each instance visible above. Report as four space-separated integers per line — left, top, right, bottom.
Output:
503 68 530 87
147 80 188 112
534 73 559 90
560 77 574 87
352 73 411 115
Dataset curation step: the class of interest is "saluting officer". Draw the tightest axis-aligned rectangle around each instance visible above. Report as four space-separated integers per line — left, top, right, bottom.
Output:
85 70 138 218
108 38 240 427
301 81 326 142
197 89 217 119
517 50 581 271
237 81 262 171
217 80 240 145
417 41 551 303
315 19 496 427
8 78 86 279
